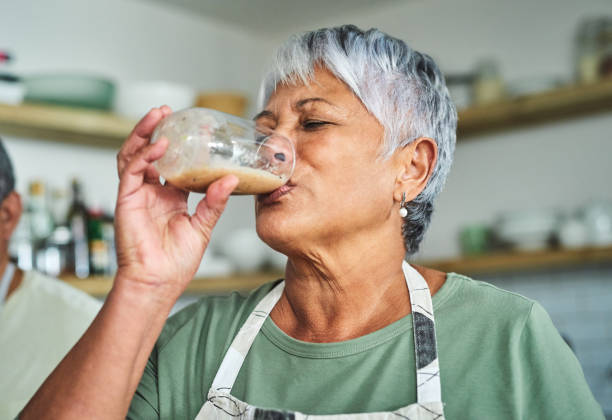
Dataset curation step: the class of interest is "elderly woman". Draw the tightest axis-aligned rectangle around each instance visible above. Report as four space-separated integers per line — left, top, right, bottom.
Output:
22 25 602 419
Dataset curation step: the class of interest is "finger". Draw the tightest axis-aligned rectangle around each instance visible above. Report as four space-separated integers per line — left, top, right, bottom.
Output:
117 108 166 176
190 175 239 240
133 107 166 140
117 138 169 199
117 108 163 176
160 104 173 117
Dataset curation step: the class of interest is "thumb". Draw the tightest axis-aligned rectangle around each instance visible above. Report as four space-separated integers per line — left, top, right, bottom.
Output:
190 175 239 240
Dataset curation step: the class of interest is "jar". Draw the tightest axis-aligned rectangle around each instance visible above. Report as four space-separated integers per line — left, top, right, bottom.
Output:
472 59 505 105
575 17 612 83
151 108 295 195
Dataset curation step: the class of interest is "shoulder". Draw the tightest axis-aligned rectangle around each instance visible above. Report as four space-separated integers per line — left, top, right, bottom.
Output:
437 272 537 344
156 280 280 351
442 272 535 319
438 274 604 418
22 270 101 317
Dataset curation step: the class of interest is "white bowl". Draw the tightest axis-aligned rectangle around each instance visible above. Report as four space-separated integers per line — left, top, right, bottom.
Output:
558 217 589 249
113 80 196 119
195 252 233 278
495 210 559 250
582 201 612 246
219 229 268 273
0 80 25 105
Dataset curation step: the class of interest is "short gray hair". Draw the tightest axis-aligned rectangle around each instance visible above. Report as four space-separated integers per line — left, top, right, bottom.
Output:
0 139 15 202
258 25 457 255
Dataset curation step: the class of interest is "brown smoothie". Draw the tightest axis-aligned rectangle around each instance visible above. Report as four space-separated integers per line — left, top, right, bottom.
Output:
166 166 285 195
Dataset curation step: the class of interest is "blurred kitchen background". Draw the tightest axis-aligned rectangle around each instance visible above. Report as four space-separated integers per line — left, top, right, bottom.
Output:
1 0 611 414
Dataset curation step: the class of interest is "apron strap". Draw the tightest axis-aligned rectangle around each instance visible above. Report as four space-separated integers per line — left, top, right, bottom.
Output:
211 280 285 390
403 261 442 403
211 263 443 406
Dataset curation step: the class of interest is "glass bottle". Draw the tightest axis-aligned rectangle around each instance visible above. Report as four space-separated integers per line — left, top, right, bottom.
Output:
28 180 53 242
28 180 53 273
472 59 505 105
87 207 109 276
8 213 34 271
67 179 89 278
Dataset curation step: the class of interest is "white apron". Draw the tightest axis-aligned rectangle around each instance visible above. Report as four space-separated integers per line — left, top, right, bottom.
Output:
195 261 445 419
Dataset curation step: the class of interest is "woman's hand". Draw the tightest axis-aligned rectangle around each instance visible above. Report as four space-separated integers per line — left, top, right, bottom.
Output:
20 106 240 419
114 106 238 303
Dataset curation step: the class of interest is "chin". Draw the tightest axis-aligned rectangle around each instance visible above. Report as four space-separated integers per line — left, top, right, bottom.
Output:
255 209 303 254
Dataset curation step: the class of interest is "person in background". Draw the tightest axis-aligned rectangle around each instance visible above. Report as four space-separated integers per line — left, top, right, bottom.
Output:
0 139 101 419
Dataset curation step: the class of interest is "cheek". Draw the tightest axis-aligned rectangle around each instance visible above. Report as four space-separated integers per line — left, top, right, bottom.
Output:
305 136 387 196
302 152 392 228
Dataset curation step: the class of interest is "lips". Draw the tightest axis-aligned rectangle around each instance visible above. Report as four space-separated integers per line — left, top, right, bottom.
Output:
258 183 295 205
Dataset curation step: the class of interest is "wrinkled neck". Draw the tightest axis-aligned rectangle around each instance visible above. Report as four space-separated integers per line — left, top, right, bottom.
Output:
271 223 411 342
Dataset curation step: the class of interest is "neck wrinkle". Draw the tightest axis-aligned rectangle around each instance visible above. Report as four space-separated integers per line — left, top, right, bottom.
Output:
272 239 411 343
269 203 415 342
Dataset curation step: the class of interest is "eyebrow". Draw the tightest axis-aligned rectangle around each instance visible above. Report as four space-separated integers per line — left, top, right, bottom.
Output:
295 97 335 108
253 110 274 121
253 97 336 121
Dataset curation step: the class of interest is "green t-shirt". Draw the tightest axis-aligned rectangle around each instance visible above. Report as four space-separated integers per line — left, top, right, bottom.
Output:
128 273 604 419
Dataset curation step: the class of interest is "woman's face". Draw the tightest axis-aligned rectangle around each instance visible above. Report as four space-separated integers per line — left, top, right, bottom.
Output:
254 67 401 255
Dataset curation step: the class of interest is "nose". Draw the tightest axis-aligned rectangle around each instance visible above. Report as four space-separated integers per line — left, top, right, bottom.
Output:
269 125 301 163
267 133 294 161
257 132 296 179
266 132 293 155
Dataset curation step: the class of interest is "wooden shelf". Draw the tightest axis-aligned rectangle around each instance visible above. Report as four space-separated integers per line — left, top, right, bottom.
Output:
61 271 283 298
62 245 612 297
0 103 135 148
1 78 612 146
458 78 612 137
421 245 612 276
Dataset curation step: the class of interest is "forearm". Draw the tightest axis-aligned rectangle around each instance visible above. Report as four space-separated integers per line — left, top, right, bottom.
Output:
21 277 175 420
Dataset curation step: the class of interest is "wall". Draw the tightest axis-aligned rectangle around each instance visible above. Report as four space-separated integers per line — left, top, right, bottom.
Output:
262 0 612 260
6 0 611 259
0 0 266 245
426 113 612 259
2 0 265 101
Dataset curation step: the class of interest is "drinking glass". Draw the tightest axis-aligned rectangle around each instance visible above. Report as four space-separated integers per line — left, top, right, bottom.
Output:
151 108 295 195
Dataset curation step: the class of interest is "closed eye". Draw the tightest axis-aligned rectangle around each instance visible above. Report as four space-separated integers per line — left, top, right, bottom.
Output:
302 120 330 131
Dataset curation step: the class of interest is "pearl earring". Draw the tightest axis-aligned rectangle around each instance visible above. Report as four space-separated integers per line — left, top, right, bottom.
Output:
399 192 408 217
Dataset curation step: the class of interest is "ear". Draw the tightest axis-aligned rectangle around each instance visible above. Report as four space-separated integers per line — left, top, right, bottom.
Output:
0 192 23 241
392 137 438 203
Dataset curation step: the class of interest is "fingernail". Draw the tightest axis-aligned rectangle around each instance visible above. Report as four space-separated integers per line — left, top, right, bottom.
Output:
226 175 239 189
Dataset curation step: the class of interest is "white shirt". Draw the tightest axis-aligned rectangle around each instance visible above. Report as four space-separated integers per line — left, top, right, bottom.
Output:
0 270 101 419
